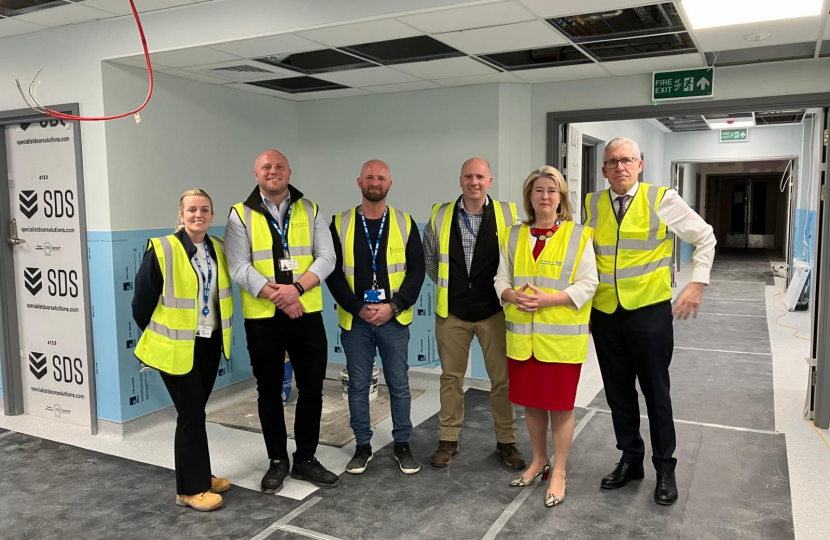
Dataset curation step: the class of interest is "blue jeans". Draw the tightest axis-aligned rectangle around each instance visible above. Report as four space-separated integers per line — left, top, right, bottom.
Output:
340 317 412 446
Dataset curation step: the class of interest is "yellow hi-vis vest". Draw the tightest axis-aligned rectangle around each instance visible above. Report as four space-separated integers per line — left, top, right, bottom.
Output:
134 235 233 375
429 199 517 318
503 222 593 364
231 199 322 318
334 206 413 331
584 183 674 314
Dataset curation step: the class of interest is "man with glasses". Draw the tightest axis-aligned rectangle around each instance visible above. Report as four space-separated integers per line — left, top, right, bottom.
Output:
584 137 715 506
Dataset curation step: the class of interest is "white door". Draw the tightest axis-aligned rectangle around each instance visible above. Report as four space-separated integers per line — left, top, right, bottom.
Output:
5 120 94 429
565 124 583 224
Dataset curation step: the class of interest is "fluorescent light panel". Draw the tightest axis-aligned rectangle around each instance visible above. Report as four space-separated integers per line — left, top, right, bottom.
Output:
682 0 823 30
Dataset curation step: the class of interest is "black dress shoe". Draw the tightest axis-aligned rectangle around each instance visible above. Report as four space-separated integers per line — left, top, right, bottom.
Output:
291 457 340 489
261 459 290 494
654 471 678 505
600 462 645 489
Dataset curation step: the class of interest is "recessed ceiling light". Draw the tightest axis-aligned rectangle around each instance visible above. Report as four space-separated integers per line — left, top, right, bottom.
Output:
682 0 822 30
743 32 772 42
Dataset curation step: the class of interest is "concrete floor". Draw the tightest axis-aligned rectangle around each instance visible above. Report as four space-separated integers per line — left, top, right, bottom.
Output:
1 249 828 539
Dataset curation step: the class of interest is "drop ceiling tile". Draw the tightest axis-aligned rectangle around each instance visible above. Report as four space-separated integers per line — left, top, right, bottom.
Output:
297 19 421 47
434 20 569 55
227 82 311 101
208 34 322 58
511 62 608 83
693 17 823 52
15 3 112 26
0 16 47 38
362 80 442 93
602 52 704 76
149 47 241 68
186 60 298 82
297 88 373 100
313 66 420 86
107 55 173 69
158 68 230 85
392 56 498 80
436 72 526 86
399 2 534 34
82 0 196 16
519 0 649 18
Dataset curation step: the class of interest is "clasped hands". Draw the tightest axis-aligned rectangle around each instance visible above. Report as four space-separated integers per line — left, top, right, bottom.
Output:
259 282 304 319
509 284 555 313
358 303 394 326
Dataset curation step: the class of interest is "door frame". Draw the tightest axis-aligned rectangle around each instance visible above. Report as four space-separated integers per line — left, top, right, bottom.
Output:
0 104 98 434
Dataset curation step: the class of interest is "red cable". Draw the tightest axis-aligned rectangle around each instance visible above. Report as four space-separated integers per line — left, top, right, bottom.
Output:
22 0 153 122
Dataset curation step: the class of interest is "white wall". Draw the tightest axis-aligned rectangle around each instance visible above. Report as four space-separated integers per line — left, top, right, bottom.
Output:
680 162 702 208
296 84 502 224
529 58 830 175
571 118 668 190
102 64 299 229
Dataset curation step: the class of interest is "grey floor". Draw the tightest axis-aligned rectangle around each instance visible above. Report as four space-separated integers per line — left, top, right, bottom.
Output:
0 249 798 539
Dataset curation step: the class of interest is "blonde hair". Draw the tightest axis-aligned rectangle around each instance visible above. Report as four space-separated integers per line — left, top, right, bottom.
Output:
521 166 572 225
175 189 214 232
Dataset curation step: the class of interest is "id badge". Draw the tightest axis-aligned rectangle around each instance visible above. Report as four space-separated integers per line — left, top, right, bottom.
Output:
363 288 386 303
196 325 213 338
278 258 299 272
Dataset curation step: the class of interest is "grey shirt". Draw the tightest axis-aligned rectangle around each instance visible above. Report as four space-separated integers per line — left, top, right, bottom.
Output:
225 190 336 297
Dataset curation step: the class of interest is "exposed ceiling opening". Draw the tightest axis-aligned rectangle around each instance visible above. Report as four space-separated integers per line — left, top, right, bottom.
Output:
582 32 696 61
0 0 66 17
656 109 807 132
246 76 348 94
254 49 375 75
341 36 464 66
705 43 816 67
480 45 592 71
548 3 685 43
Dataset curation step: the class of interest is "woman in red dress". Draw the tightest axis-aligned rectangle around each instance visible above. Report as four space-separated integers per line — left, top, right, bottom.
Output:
494 166 597 507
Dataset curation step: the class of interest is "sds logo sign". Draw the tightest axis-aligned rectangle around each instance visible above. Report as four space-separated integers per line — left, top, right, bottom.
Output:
17 189 75 219
24 267 79 297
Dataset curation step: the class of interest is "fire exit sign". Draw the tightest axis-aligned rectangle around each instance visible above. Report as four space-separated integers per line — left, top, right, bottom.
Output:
720 129 749 143
652 68 714 101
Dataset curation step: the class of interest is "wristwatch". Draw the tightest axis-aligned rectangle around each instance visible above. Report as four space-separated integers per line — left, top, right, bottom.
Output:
390 302 403 317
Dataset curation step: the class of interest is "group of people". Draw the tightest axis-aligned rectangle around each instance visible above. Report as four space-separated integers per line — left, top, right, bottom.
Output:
131 136 715 513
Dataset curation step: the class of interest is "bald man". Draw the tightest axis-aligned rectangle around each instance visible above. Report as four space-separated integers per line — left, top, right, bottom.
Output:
326 159 425 475
423 158 525 470
225 149 339 493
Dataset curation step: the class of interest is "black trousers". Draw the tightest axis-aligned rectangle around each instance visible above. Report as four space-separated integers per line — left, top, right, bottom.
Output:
245 311 327 464
159 331 222 496
591 301 677 472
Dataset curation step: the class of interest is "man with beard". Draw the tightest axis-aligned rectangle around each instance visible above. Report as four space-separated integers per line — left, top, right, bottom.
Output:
326 159 425 474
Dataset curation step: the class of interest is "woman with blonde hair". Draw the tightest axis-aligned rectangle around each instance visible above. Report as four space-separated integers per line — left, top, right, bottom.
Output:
495 166 597 507
132 189 234 511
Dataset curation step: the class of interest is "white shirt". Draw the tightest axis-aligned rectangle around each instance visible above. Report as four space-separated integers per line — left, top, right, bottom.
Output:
610 182 715 284
494 225 599 312
191 242 219 331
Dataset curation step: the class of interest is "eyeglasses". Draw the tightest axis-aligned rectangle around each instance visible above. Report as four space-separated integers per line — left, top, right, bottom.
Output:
603 157 639 169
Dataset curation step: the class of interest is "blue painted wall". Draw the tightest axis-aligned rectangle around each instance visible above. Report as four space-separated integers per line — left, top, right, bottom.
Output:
792 208 818 266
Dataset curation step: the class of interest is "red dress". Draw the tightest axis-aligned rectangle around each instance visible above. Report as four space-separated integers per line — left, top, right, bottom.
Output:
507 226 582 411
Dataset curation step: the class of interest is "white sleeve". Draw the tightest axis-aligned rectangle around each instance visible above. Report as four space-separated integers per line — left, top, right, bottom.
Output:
657 189 716 284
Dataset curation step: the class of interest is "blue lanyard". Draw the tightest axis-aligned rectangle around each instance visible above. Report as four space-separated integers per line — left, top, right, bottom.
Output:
269 202 292 255
460 208 478 238
360 206 387 289
193 241 212 317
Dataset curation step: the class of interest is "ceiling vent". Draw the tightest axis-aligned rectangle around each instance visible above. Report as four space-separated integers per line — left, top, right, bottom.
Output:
191 60 295 82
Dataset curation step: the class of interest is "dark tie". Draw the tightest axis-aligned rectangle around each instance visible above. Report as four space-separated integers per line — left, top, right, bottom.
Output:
615 195 630 223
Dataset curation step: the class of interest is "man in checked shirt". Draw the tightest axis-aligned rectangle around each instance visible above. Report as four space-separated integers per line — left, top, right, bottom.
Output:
424 158 526 469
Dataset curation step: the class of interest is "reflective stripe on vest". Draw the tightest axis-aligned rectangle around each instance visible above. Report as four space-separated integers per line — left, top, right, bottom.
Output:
430 199 517 318
232 198 322 318
134 235 234 375
334 205 412 331
502 222 593 364
585 183 674 314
